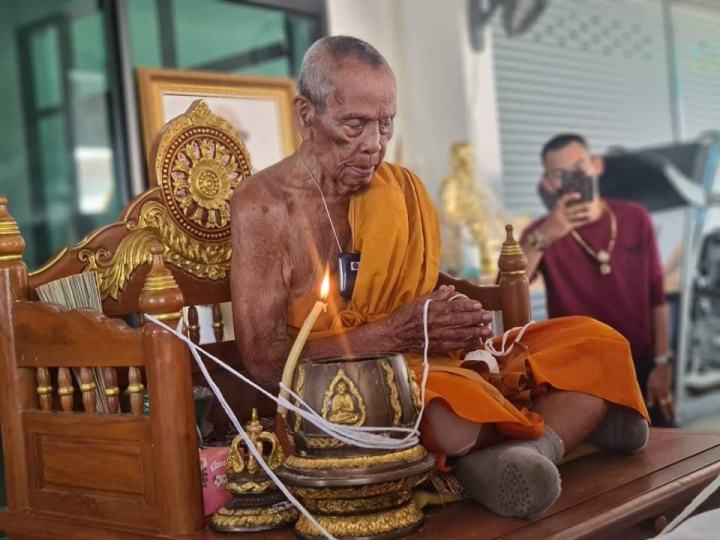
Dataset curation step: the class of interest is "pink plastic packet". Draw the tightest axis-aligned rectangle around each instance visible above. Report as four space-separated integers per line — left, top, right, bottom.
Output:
199 446 231 516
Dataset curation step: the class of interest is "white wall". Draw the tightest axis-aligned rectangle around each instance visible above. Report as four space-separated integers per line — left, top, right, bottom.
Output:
326 0 503 202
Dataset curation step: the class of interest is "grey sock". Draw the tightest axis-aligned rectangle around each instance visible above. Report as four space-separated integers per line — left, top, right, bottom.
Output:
455 428 564 519
588 405 649 453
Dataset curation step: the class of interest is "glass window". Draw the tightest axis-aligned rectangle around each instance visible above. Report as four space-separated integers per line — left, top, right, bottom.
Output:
126 0 322 75
0 0 324 270
30 26 63 110
2 1 127 267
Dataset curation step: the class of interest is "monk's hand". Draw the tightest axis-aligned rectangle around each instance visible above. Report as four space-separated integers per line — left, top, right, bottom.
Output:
646 364 675 423
385 285 493 355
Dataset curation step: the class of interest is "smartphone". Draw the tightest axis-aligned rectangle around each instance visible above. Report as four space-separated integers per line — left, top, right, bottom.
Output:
538 170 598 210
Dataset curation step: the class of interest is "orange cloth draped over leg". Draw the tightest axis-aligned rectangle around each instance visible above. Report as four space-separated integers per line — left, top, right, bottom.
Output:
287 162 648 457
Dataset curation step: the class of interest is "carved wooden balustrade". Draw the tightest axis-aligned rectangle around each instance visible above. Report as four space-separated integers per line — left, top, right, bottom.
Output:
0 101 265 539
0 197 204 536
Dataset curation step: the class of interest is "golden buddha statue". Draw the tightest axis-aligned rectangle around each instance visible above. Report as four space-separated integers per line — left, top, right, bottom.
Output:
440 142 527 277
328 381 361 425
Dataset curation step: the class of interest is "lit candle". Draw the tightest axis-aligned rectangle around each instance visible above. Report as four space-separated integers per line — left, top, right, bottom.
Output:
277 270 330 415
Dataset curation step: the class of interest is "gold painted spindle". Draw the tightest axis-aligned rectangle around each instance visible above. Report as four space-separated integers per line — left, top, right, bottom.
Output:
128 366 144 416
36 367 52 411
80 367 97 413
211 303 224 342
103 367 120 414
188 306 200 344
58 367 74 412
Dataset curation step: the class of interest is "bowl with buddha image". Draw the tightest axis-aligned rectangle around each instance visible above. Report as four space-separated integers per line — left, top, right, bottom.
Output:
277 353 435 540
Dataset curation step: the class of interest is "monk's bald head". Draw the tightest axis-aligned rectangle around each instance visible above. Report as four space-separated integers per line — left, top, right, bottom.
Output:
298 36 390 113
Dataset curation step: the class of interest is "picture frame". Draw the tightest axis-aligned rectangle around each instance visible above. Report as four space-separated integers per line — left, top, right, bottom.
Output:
136 67 300 179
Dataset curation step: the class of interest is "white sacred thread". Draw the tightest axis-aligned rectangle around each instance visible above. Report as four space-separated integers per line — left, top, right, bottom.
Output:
160 316 336 539
145 292 533 539
485 320 535 356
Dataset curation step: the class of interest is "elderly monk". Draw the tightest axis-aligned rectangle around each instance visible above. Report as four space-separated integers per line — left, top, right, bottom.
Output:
231 35 649 519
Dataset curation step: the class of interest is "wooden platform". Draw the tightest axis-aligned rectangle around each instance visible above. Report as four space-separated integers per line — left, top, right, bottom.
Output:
2 429 719 539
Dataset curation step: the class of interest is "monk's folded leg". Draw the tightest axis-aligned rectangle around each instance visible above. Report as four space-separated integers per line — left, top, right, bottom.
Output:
532 391 607 453
587 404 649 452
454 428 564 519
425 400 483 457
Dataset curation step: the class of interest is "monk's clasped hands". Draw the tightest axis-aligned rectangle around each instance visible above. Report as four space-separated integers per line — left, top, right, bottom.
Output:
385 285 493 355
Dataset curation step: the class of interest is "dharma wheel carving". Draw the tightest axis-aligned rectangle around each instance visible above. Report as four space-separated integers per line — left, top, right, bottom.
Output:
70 100 252 301
156 100 252 242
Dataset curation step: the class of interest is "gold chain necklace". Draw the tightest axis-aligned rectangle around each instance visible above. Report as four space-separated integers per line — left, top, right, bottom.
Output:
570 203 617 275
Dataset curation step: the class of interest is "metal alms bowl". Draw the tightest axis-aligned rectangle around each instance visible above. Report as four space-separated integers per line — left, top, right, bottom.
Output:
287 353 422 455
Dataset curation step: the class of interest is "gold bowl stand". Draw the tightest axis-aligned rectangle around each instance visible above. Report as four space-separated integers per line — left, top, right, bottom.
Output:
277 354 434 540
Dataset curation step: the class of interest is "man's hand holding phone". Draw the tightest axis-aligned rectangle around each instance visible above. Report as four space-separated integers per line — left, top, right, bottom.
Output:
535 171 602 248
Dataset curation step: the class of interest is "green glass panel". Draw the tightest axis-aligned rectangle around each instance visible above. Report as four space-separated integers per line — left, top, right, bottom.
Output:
127 0 162 67
173 0 286 68
37 112 76 255
71 11 108 100
30 25 62 110
234 56 290 77
287 14 319 74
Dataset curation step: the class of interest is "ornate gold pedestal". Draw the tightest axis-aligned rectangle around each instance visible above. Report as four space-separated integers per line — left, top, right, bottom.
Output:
210 410 298 533
278 354 435 540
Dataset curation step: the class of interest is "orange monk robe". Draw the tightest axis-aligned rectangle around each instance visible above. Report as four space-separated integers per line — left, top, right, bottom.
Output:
287 162 649 459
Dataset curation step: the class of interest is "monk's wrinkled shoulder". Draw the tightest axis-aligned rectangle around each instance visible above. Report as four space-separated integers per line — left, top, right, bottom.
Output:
231 167 287 233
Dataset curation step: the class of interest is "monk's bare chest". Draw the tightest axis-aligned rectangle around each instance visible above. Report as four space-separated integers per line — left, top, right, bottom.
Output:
285 196 352 296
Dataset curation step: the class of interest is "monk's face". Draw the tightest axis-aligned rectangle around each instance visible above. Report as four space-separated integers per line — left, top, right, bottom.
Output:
303 59 396 194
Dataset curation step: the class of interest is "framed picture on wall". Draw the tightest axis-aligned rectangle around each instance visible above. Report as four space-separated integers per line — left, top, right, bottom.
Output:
136 67 299 179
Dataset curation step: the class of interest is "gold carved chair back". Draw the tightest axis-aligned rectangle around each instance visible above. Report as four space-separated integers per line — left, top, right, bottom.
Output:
28 99 252 320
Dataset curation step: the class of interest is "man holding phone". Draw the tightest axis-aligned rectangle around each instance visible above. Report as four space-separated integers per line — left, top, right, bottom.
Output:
521 133 674 426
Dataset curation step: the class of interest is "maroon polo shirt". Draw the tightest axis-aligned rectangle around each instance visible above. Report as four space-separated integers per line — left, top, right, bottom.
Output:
522 199 665 363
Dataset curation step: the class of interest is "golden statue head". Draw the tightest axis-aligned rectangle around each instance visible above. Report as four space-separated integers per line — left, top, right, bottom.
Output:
450 141 476 171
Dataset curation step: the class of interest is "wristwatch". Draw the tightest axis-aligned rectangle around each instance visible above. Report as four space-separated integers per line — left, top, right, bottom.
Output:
654 353 671 366
527 230 548 252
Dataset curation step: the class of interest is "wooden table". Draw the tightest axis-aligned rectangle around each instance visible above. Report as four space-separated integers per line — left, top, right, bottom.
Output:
2 429 719 539
193 429 720 540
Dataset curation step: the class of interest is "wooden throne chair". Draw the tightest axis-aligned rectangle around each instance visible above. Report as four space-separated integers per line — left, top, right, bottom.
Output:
5 99 711 540
0 99 534 539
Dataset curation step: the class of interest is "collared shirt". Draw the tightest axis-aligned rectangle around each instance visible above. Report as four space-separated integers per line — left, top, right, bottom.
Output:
522 199 665 362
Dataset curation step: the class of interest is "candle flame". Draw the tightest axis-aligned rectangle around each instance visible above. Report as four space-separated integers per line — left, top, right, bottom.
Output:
320 270 330 300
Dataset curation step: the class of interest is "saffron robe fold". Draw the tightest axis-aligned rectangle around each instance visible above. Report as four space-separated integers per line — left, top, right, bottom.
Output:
288 162 649 458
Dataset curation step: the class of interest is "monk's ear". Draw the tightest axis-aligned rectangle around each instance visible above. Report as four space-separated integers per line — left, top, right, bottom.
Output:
293 96 315 141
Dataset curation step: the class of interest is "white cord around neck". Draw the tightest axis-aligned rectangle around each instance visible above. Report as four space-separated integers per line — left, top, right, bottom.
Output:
299 154 343 254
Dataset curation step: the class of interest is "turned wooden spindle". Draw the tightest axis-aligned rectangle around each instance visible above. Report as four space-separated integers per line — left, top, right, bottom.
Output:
57 367 75 412
0 197 34 510
80 367 97 413
128 366 144 416
139 243 184 320
211 303 224 342
0 197 25 268
103 367 120 414
497 224 531 328
36 367 53 411
188 306 200 344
